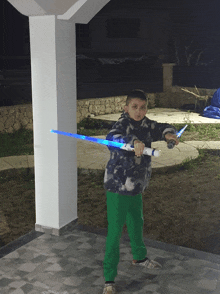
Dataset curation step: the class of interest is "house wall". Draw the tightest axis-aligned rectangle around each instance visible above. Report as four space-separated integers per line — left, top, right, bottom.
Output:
4 0 220 67
86 9 170 56
3 0 170 58
3 0 28 57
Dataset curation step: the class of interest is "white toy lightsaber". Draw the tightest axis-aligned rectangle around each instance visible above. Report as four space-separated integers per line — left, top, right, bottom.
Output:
50 130 161 157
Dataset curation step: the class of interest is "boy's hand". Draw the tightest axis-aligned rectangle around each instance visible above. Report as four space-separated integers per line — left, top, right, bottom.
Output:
165 133 179 146
134 140 145 157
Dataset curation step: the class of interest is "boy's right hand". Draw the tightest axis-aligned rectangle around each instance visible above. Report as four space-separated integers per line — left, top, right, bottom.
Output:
134 140 145 157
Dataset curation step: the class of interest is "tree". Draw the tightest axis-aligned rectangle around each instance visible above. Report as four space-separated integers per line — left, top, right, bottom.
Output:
172 39 205 66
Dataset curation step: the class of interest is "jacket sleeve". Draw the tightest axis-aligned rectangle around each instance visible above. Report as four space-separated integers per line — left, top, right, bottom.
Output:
149 121 177 142
106 118 139 151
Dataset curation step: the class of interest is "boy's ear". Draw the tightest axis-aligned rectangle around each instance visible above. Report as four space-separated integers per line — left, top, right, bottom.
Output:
124 105 128 112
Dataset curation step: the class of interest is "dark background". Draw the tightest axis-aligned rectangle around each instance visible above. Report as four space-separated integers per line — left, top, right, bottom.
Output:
1 0 220 105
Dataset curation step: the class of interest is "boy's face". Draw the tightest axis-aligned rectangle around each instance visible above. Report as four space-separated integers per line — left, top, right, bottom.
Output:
124 98 147 121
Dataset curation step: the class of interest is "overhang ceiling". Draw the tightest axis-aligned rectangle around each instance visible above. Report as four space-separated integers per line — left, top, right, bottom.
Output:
7 0 110 23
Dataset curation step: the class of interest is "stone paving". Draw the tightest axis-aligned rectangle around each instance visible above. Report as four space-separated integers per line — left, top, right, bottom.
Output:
1 224 220 294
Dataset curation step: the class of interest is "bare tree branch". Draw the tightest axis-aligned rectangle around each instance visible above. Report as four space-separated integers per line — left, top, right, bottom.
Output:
195 50 204 66
174 41 180 65
181 87 210 101
195 85 200 95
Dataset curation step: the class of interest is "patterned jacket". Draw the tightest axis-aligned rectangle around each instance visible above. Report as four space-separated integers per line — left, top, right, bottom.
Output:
104 111 177 196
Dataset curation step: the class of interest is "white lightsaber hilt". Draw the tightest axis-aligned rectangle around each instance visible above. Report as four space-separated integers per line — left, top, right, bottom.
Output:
121 144 161 157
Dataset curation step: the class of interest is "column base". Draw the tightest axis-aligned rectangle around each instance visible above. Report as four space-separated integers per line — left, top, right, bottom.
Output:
35 218 78 236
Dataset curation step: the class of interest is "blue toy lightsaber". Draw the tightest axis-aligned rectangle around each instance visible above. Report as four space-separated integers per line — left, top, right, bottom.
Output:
167 124 188 149
50 129 161 157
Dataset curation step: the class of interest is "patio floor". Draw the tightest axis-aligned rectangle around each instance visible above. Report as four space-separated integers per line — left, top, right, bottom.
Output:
1 224 220 294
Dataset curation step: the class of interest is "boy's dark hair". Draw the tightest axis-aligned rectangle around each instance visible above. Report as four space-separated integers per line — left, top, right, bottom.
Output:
126 89 148 106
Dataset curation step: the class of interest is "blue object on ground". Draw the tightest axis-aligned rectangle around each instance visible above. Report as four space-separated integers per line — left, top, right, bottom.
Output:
203 106 220 119
203 88 220 119
211 88 220 107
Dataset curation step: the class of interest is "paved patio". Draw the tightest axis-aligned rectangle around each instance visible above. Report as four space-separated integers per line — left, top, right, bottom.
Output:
1 224 220 294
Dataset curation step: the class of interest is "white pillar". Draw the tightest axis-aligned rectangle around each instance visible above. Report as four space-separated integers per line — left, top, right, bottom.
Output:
29 16 77 235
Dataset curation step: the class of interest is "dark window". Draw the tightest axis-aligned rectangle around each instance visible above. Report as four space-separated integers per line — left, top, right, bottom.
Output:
106 18 140 38
76 24 91 48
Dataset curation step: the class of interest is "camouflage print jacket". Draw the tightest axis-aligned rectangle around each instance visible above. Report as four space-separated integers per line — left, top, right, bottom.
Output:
104 111 177 196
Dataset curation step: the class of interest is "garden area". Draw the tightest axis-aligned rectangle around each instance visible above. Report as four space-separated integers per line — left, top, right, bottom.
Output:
0 120 220 254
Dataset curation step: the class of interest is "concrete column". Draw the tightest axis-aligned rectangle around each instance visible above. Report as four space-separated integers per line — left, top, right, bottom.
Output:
29 16 77 235
162 63 176 92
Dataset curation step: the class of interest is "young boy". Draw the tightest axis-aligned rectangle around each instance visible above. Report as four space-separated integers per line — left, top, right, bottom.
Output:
102 89 179 294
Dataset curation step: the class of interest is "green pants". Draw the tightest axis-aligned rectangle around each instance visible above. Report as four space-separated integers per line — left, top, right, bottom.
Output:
103 191 147 282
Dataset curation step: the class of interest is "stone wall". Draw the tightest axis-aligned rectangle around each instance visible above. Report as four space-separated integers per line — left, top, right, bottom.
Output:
0 104 33 134
157 86 216 108
0 86 216 134
0 94 156 134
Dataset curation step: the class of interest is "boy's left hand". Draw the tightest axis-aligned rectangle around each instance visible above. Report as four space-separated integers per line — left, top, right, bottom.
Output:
134 140 145 157
165 133 179 146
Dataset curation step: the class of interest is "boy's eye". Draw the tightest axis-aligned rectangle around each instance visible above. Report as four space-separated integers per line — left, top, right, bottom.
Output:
132 105 146 109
